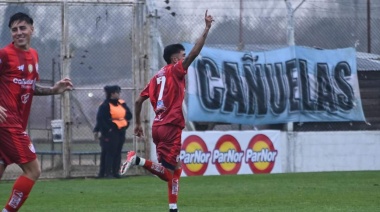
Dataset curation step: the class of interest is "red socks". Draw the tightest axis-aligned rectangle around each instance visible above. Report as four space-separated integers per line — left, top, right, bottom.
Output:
4 175 35 212
142 160 182 208
143 160 172 182
168 168 182 205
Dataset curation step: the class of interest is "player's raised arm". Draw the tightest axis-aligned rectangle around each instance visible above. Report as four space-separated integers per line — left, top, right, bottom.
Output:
182 10 214 70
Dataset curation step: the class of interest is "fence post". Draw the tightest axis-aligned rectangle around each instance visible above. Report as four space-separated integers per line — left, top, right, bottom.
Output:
285 0 305 46
132 0 149 174
284 0 304 132
61 0 72 178
141 2 151 162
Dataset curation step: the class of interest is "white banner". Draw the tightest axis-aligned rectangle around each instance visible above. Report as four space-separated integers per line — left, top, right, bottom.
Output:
180 130 282 176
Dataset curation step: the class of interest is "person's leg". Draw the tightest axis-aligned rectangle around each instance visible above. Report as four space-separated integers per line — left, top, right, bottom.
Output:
3 159 40 212
112 131 125 178
98 140 106 178
160 126 182 212
0 161 5 180
137 157 173 181
109 136 119 178
0 137 8 181
105 131 119 178
1 128 40 212
124 125 182 212
102 139 114 178
168 163 182 212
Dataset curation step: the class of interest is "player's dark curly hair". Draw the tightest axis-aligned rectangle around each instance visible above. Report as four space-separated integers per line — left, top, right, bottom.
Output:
163 44 185 64
9 12 34 28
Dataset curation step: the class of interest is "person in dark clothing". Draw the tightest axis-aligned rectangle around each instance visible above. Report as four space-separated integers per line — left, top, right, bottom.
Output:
93 123 105 178
94 85 132 178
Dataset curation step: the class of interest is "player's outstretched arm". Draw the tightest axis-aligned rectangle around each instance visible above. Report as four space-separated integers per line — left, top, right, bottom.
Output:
134 95 149 137
34 77 73 96
182 10 214 70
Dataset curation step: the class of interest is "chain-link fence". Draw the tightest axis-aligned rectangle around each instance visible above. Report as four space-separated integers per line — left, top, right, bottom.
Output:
2 1 139 179
153 0 380 132
2 0 380 180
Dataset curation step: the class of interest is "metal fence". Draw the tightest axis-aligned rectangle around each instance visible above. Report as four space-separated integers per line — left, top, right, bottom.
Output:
2 0 380 180
2 0 140 179
152 0 380 132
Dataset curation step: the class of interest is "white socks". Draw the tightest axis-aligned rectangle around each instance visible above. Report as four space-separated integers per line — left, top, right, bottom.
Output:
138 157 146 166
169 203 177 209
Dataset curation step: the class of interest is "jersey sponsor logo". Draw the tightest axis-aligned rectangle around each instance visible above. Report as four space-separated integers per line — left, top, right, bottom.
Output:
245 134 278 174
212 134 243 175
13 78 35 85
17 64 24 71
21 93 30 104
180 135 211 176
13 78 36 89
28 64 33 73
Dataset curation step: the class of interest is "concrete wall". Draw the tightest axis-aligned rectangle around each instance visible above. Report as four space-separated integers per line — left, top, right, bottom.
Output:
282 131 380 173
150 130 380 174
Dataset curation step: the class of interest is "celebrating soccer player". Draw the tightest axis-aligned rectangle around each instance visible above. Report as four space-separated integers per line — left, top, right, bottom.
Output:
0 12 73 212
120 10 214 212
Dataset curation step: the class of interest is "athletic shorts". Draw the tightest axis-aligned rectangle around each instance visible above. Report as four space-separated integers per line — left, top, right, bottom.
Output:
0 127 37 165
152 124 182 169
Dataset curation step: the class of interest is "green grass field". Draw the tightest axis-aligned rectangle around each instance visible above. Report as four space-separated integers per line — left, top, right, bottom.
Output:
1 171 379 212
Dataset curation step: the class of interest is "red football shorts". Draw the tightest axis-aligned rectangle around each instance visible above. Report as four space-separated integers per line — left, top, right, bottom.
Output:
152 124 182 168
0 127 37 165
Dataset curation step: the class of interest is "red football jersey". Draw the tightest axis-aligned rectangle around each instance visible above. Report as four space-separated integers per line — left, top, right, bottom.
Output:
0 43 39 130
141 60 187 128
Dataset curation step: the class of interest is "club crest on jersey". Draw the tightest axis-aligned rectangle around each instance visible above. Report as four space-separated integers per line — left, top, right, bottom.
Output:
21 93 30 104
17 64 24 71
28 64 33 73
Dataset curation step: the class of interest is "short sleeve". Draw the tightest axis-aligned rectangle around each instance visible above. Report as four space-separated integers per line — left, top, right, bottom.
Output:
172 60 187 78
140 82 150 97
31 48 40 81
0 49 7 74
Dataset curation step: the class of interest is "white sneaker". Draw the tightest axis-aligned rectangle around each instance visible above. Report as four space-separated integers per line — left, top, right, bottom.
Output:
120 151 136 175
